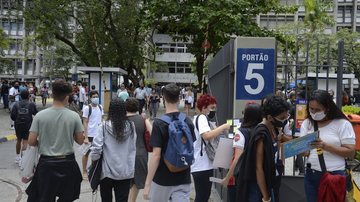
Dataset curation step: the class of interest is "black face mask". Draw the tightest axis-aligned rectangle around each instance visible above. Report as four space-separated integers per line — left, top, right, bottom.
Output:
272 117 288 128
207 110 216 119
14 86 19 89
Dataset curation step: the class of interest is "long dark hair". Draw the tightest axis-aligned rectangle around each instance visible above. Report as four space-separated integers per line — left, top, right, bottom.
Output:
241 103 263 128
107 98 133 142
306 90 347 122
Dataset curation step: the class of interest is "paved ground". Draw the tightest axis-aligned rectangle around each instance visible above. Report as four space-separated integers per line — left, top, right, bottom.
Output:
0 97 221 202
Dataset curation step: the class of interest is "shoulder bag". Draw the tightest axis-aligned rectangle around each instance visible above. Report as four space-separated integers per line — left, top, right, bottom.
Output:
88 124 105 193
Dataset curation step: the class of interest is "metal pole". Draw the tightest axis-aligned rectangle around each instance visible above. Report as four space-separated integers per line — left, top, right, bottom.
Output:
326 42 330 91
295 39 299 98
316 40 319 89
336 41 344 108
305 41 309 100
285 41 288 96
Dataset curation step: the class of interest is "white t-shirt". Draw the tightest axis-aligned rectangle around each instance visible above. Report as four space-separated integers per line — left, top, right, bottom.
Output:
191 114 213 173
79 86 87 103
233 129 246 149
300 119 355 171
9 87 19 101
82 105 104 137
134 88 146 99
283 121 291 136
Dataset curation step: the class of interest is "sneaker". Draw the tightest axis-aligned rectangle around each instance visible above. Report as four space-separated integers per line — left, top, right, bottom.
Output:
15 156 21 164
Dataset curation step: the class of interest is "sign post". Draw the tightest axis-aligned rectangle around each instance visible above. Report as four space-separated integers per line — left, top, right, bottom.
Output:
233 37 276 116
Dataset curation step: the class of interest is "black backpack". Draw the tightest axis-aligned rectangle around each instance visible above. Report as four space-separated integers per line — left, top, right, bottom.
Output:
15 102 31 130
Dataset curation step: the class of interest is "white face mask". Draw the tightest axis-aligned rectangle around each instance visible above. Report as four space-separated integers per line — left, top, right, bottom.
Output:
310 111 326 121
91 98 99 105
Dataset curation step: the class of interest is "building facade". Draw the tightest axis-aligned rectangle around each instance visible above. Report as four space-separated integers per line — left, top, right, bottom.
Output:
0 0 41 83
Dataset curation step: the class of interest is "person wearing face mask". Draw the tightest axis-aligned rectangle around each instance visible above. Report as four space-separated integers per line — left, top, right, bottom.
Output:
191 94 230 202
81 90 104 179
236 95 290 202
300 90 355 202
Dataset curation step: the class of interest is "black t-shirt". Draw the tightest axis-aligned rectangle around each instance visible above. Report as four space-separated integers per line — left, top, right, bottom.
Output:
150 112 196 186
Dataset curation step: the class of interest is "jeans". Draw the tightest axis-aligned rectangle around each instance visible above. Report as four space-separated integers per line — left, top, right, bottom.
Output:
137 99 145 114
2 94 8 108
248 181 275 202
100 178 131 202
192 169 213 202
150 102 159 118
304 168 345 202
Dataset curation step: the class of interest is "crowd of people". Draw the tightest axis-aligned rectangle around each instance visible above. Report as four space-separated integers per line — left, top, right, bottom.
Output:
0 78 356 202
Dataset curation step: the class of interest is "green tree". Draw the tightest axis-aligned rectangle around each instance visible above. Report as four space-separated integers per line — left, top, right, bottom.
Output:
145 0 297 91
42 41 80 80
25 0 150 85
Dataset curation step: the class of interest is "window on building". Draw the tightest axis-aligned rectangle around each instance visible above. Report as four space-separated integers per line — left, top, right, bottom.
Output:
176 67 184 73
2 1 9 9
185 68 192 73
169 68 175 73
170 43 176 53
177 43 186 53
338 6 345 23
2 19 9 31
168 62 175 73
10 20 17 33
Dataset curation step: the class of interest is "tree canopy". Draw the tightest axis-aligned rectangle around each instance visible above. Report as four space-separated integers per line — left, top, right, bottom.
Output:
25 0 151 85
145 0 297 90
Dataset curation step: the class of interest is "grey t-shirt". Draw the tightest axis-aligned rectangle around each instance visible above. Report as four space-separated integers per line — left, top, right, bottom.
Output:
128 114 147 156
30 107 84 156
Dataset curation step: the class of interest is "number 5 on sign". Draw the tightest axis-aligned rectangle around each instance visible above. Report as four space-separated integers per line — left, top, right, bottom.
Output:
236 48 275 100
244 63 264 95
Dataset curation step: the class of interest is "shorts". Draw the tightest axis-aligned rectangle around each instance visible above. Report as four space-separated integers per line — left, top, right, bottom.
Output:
185 101 191 106
88 137 94 142
15 127 29 140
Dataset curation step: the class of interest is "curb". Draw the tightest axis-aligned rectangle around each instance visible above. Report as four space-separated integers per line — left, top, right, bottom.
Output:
0 134 16 143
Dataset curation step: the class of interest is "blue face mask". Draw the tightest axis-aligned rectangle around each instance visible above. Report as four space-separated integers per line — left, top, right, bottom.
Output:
91 98 99 105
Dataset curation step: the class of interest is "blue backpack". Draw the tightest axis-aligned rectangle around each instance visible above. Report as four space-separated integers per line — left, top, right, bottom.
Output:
160 113 194 173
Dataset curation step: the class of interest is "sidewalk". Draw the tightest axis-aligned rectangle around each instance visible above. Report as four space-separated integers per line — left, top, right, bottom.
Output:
0 98 221 202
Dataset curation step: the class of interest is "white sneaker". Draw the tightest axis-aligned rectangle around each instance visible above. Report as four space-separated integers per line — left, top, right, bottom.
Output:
15 156 21 164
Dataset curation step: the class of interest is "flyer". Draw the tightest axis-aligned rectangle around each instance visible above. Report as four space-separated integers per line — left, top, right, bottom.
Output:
282 131 319 159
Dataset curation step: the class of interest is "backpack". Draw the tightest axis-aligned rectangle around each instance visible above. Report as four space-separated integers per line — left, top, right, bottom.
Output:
88 104 102 119
15 102 31 130
195 114 219 161
160 113 194 173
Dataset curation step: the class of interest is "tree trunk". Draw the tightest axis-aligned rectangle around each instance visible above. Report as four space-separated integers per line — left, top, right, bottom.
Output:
196 55 205 93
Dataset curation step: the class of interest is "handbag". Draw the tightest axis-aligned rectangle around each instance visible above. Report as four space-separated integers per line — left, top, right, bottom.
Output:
87 125 105 192
315 121 346 202
143 118 153 152
195 115 218 161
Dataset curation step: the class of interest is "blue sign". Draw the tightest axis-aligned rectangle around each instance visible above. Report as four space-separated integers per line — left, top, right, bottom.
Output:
236 48 275 100
282 131 318 159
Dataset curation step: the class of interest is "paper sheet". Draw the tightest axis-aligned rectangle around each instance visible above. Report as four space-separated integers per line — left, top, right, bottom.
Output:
213 137 234 169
